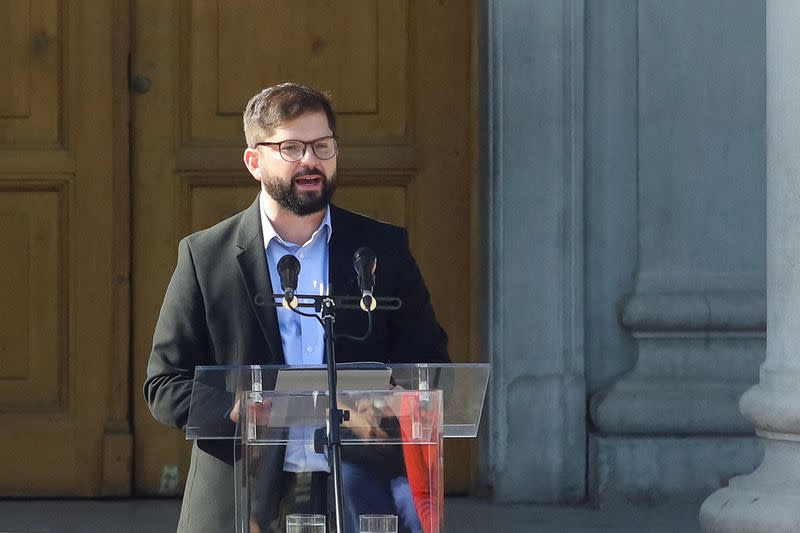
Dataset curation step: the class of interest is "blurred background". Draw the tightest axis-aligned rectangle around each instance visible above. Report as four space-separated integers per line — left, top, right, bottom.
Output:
0 0 766 518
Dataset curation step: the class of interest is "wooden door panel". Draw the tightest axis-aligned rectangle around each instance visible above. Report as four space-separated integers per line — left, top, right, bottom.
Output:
187 0 408 144
216 1 380 116
184 177 254 233
0 186 65 408
134 0 475 495
0 1 131 496
335 181 409 228
0 0 61 144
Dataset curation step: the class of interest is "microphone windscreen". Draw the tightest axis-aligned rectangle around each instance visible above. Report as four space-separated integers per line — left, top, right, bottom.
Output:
353 247 376 273
277 254 301 291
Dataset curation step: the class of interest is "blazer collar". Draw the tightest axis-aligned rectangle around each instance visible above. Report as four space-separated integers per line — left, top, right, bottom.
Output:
233 200 361 364
242 201 361 297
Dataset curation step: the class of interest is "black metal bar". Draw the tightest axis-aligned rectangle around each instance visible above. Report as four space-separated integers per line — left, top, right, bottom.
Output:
321 297 345 533
278 294 402 311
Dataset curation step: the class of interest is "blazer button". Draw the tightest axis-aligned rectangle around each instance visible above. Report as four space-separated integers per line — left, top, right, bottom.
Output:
254 294 265 306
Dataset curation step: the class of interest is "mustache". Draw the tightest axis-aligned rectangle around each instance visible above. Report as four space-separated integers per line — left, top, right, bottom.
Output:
292 167 326 181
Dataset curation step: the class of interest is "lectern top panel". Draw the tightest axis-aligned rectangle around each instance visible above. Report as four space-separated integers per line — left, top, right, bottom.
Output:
185 363 489 440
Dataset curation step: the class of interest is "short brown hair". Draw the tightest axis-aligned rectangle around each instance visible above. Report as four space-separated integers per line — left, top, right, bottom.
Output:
243 83 336 147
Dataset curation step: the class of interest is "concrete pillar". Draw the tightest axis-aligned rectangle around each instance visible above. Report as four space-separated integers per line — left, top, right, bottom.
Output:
589 0 766 502
484 0 586 502
700 1 800 530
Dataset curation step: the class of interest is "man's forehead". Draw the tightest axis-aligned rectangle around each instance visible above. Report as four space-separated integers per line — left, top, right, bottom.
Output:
262 111 332 140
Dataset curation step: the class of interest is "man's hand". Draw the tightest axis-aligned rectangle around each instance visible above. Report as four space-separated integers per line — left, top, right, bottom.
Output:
344 399 389 440
229 397 272 426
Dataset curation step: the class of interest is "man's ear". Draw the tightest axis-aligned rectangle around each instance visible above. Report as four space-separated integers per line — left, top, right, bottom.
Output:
243 148 262 180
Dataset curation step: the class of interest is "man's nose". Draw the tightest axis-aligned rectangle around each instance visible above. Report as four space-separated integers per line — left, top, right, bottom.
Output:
299 145 321 164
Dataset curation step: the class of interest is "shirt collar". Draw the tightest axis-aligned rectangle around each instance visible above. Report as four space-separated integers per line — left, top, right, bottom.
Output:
259 189 332 250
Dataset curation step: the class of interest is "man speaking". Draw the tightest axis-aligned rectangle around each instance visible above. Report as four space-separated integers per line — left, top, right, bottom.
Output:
144 82 449 532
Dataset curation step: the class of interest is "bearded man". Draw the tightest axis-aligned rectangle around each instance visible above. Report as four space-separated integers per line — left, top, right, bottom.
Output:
144 83 449 532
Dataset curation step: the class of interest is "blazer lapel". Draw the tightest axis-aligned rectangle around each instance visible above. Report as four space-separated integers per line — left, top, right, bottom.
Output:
328 204 359 298
235 197 285 365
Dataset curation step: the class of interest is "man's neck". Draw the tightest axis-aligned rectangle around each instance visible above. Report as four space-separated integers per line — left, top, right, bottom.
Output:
263 197 326 246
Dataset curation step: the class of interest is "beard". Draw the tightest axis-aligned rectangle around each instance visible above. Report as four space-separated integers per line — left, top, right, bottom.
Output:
263 167 336 216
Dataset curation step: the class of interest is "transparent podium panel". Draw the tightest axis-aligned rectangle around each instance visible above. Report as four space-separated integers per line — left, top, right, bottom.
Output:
235 390 443 533
379 364 489 438
185 364 489 440
185 363 489 533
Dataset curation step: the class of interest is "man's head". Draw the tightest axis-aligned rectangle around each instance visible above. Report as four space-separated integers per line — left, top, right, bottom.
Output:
243 83 338 216
243 83 336 145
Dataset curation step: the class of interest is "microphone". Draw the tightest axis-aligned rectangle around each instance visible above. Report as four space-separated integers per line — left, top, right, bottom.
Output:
277 254 301 310
353 247 377 312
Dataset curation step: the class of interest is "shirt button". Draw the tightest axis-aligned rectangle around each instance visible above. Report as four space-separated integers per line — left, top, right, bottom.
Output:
298 252 305 259
306 346 314 353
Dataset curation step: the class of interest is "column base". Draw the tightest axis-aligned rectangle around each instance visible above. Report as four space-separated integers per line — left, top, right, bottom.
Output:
590 435 762 504
591 378 754 434
700 439 800 532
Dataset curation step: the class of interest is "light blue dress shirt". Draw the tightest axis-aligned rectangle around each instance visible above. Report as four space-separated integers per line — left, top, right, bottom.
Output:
259 191 331 472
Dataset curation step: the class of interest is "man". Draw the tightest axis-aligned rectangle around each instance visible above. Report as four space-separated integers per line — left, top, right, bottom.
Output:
144 83 449 533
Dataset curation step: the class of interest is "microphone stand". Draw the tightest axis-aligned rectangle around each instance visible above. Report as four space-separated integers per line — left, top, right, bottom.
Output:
264 293 401 533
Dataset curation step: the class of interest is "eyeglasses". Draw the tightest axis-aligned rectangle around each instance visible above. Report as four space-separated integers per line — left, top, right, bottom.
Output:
253 136 339 162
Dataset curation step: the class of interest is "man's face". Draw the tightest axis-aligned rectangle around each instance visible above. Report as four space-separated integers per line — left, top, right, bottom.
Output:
248 111 337 216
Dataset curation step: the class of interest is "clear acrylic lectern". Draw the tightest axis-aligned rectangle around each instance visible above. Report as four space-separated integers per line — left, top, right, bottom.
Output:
186 363 490 533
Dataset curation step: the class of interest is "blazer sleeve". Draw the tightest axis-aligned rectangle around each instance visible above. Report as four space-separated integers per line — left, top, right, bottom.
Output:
387 228 450 364
143 238 230 431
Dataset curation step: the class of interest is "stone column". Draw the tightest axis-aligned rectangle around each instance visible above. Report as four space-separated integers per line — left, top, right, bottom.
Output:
700 1 800 530
484 0 586 502
589 0 766 502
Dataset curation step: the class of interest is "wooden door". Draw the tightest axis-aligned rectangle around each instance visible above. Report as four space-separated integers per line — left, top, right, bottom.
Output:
0 0 131 496
132 1 477 495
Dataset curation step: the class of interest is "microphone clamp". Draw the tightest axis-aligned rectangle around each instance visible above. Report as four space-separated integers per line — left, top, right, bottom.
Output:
281 289 298 310
359 291 377 312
